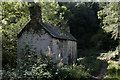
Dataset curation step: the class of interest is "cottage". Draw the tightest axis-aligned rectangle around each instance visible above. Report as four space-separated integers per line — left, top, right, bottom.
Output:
17 4 77 64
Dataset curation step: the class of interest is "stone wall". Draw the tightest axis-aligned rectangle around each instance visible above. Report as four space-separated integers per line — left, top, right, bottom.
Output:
17 28 77 64
51 39 77 64
17 28 52 59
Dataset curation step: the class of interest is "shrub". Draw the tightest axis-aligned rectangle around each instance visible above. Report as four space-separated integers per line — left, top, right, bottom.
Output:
2 47 90 80
77 56 101 75
104 60 120 80
63 63 90 80
98 47 120 80
2 56 90 80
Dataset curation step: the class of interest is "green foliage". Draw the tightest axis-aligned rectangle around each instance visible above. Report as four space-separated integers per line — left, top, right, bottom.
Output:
97 3 120 79
104 60 120 80
107 60 119 70
63 64 90 79
98 47 120 80
64 2 100 49
77 56 101 75
2 2 120 79
1 2 70 69
78 49 101 57
2 47 90 80
90 32 118 50
98 47 118 60
98 2 119 40
2 2 30 69
40 2 70 27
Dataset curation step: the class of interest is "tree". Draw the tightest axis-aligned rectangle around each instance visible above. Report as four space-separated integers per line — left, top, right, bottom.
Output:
62 2 100 49
2 2 30 69
98 2 119 40
1 2 70 69
97 2 120 79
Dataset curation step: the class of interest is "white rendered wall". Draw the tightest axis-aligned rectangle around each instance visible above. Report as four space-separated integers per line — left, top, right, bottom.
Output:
17 29 52 59
52 39 77 64
17 28 77 64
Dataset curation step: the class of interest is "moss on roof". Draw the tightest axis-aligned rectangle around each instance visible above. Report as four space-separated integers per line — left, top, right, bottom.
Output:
17 20 76 41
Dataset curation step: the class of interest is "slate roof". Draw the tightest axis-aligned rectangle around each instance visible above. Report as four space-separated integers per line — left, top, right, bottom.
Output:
17 21 76 41
41 22 76 41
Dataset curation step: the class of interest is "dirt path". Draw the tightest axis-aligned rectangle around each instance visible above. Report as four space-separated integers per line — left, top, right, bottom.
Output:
91 61 108 80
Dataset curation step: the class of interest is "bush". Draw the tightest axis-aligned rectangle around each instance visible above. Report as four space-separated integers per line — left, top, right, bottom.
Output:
63 64 90 80
104 60 120 80
98 47 120 80
2 47 90 80
77 56 101 75
2 56 90 80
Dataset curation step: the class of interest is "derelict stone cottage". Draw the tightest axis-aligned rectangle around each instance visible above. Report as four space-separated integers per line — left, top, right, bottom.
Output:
17 4 77 64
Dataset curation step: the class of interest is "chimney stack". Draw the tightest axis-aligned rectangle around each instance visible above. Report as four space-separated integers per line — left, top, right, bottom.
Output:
29 4 42 22
62 24 70 33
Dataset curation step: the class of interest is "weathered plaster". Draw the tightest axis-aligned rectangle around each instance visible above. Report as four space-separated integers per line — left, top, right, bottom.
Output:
18 28 77 64
17 28 52 59
51 39 77 64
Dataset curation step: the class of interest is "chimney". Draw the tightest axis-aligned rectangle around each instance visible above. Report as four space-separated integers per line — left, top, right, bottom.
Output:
29 4 42 22
62 24 70 33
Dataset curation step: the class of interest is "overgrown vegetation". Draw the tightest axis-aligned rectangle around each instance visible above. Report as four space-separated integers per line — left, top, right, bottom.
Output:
97 2 120 80
2 46 90 80
1 2 120 80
